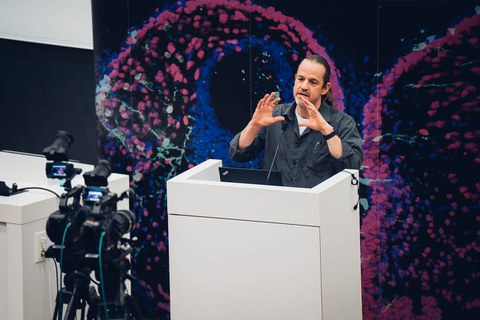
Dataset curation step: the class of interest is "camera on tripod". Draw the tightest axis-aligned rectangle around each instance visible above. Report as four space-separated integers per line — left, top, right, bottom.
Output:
43 132 140 320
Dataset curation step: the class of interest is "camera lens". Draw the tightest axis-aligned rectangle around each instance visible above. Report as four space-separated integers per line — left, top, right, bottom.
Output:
112 209 136 236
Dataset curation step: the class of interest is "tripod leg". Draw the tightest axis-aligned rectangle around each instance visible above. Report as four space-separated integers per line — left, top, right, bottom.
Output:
125 295 143 320
52 296 60 320
52 288 69 320
86 286 99 320
64 279 82 320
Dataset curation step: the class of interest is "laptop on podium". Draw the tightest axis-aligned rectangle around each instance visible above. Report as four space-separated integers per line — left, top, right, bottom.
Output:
218 167 283 186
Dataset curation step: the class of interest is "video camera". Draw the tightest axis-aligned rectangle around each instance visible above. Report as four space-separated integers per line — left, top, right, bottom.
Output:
46 160 135 260
42 131 140 319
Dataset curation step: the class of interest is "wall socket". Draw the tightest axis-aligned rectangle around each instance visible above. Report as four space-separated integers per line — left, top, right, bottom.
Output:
34 231 48 263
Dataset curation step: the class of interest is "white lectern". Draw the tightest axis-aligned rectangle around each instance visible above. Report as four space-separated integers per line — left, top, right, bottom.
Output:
167 159 362 320
0 151 130 320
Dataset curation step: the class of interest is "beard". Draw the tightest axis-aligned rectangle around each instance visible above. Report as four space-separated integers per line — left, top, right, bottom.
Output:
295 96 305 108
295 92 310 108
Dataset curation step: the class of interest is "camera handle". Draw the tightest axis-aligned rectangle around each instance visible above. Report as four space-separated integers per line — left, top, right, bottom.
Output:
62 168 83 191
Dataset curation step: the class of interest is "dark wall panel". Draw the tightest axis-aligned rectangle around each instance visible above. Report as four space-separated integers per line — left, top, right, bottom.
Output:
0 39 97 164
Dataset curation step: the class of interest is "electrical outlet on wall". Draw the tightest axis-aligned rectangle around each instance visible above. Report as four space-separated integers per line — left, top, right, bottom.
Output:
34 231 48 263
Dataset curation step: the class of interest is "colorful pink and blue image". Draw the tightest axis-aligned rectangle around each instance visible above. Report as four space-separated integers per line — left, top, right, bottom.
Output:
93 1 479 318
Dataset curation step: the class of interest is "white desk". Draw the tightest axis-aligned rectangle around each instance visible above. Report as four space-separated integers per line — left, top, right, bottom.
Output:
0 151 130 320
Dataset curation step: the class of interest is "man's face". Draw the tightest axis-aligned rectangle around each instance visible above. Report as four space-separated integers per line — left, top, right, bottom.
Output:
293 59 331 110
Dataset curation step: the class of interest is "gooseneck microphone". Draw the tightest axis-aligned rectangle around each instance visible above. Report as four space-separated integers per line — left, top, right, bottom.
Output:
266 114 290 185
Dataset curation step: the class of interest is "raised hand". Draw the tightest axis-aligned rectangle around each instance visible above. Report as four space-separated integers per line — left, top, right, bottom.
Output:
298 95 332 135
250 92 285 128
298 96 342 158
238 92 284 149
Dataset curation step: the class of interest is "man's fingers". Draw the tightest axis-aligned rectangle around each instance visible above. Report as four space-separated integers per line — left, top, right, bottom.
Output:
298 120 313 128
258 93 281 111
267 92 281 104
256 94 269 110
300 96 315 109
300 97 320 117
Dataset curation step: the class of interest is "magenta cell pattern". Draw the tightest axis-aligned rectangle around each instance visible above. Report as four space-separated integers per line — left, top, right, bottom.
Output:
95 1 480 318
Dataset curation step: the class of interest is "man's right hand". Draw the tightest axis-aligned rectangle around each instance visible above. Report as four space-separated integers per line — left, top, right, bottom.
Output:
238 92 285 150
250 92 285 127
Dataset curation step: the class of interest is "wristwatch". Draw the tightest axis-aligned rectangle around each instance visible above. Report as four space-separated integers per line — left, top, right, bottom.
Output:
323 129 338 140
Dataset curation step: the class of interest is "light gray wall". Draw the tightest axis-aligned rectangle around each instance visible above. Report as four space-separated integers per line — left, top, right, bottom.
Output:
0 0 93 49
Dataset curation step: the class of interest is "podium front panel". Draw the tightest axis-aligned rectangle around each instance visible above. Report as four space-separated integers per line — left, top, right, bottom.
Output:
169 214 322 320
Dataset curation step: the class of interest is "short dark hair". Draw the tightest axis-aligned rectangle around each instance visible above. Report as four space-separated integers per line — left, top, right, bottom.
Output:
301 54 334 106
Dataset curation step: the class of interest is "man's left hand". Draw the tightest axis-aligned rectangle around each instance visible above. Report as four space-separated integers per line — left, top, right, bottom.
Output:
298 96 334 135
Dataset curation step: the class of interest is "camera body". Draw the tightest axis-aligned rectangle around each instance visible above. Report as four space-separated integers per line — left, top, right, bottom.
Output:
46 160 135 264
45 186 134 262
42 131 140 319
45 160 136 318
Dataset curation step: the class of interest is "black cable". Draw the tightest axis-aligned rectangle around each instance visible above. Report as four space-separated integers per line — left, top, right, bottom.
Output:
342 170 359 186
52 258 59 293
90 277 100 286
16 187 61 199
342 170 360 210
48 257 60 320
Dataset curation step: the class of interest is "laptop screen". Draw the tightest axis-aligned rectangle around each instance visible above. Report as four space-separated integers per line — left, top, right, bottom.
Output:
218 167 283 186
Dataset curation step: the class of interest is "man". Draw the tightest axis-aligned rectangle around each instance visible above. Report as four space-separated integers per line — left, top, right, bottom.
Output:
229 54 363 188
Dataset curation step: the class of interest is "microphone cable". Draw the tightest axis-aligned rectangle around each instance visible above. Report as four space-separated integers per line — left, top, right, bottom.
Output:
266 117 289 185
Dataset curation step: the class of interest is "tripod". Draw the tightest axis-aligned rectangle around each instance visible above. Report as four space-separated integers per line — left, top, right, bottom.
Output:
53 268 98 320
52 267 142 320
